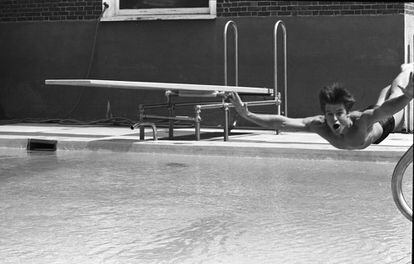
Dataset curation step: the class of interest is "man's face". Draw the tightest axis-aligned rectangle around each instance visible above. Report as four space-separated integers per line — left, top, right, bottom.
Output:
324 103 350 135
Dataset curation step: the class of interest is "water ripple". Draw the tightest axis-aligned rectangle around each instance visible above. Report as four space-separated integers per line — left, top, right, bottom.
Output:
0 150 411 263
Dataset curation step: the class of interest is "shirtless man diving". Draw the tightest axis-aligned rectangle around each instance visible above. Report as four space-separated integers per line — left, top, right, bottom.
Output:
230 64 414 150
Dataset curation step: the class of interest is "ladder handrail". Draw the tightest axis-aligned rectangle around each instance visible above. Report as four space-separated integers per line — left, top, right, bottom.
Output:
223 20 239 141
391 145 413 221
224 20 238 86
274 20 287 116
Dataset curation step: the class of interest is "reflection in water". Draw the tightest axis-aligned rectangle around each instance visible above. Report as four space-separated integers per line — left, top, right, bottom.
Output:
0 148 412 264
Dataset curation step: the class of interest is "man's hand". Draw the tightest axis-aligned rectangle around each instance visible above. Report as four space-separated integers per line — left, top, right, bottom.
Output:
229 92 249 116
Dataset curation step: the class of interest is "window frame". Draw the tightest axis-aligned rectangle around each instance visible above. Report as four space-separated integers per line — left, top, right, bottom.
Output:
102 0 216 21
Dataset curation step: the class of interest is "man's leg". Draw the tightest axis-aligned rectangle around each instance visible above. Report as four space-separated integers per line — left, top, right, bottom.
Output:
375 85 391 106
380 63 413 131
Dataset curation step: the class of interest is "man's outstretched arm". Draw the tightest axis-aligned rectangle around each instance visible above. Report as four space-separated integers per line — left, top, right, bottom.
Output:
229 92 319 131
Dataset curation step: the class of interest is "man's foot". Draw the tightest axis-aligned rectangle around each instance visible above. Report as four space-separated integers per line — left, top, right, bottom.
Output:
401 63 414 72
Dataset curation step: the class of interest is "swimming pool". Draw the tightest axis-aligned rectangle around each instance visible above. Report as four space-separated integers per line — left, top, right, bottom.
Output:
0 148 411 264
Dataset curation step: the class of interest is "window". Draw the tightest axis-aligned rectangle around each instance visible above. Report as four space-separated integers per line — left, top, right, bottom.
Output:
102 0 216 21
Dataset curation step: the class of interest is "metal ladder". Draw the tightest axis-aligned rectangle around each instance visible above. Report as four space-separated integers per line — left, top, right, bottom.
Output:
197 20 285 140
135 20 286 141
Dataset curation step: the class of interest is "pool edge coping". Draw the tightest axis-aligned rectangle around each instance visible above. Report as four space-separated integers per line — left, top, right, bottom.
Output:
0 137 406 162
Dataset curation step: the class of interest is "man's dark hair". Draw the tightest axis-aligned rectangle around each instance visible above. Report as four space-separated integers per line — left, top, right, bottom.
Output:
319 82 356 113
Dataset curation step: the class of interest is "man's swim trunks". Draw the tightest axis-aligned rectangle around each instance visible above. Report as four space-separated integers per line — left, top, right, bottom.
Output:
364 105 396 144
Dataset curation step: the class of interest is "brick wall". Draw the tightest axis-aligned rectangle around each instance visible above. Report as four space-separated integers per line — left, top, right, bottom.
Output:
0 0 102 22
217 1 406 17
406 2 414 16
0 1 410 22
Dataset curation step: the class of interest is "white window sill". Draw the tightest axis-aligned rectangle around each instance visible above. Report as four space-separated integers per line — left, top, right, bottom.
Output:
101 14 216 21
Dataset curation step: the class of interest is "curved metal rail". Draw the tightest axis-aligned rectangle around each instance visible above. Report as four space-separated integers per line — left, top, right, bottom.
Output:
223 20 239 141
224 20 238 87
274 20 287 116
130 121 158 141
391 145 413 221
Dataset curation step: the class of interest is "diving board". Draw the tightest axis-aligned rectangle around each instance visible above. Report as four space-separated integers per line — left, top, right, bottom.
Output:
45 79 273 95
45 78 279 141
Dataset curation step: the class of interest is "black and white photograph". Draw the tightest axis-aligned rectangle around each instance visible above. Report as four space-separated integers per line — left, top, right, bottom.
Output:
0 1 412 263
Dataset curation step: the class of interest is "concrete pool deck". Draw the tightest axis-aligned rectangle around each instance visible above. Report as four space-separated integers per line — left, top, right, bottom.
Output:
0 123 412 161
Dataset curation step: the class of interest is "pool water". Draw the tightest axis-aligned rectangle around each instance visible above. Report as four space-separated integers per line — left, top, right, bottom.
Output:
0 148 412 264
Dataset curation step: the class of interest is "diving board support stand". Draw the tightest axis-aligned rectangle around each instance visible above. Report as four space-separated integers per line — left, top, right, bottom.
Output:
167 91 175 139
195 105 202 141
45 83 279 142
